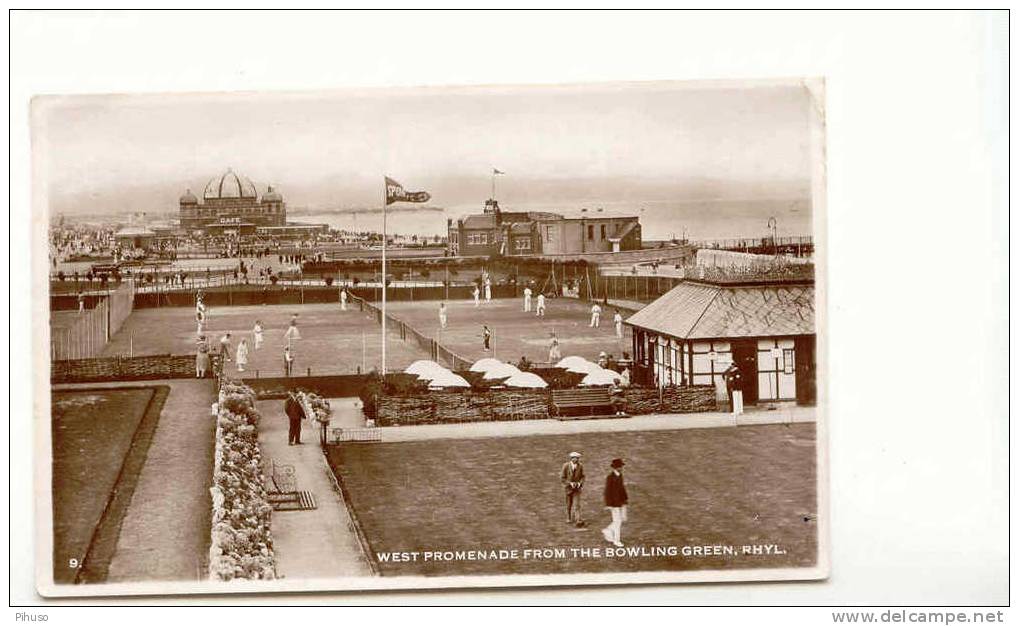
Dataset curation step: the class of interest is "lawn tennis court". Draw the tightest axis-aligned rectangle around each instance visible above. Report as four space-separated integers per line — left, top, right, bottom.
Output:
384 297 633 366
102 303 431 377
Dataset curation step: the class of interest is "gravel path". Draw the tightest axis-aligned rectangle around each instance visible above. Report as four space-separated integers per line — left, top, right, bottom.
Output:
101 380 218 582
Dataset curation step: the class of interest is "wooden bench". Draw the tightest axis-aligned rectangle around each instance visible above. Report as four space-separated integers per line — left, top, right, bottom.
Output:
266 458 317 511
550 388 618 419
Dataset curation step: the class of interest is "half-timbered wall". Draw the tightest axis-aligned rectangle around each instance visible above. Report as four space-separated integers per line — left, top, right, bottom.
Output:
755 337 797 401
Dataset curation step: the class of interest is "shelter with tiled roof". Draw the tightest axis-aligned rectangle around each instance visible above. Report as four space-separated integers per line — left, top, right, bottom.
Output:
625 278 816 406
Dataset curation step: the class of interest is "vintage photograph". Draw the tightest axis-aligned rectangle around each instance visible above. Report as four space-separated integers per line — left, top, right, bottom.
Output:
35 78 826 595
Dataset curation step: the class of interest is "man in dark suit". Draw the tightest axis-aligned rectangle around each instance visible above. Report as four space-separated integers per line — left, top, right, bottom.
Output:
560 452 586 527
602 458 629 547
284 392 305 445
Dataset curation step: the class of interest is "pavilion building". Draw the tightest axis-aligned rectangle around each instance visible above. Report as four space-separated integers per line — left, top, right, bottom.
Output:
179 169 286 233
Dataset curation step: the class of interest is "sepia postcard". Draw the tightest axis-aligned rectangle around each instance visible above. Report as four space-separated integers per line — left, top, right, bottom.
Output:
33 78 828 597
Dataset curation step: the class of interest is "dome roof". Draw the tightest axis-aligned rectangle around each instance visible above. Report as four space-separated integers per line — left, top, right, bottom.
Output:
204 169 257 200
179 188 198 204
262 184 282 202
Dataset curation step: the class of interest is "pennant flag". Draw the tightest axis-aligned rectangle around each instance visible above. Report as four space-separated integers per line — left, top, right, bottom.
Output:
493 168 505 175
385 176 431 205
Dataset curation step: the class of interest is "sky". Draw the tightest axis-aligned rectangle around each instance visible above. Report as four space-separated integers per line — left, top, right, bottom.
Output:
35 80 817 218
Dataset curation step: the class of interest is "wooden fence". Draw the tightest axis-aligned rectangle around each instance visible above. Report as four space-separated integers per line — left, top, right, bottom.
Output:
51 281 135 360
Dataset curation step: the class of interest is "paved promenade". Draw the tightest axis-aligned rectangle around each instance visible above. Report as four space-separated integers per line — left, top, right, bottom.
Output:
256 398 372 580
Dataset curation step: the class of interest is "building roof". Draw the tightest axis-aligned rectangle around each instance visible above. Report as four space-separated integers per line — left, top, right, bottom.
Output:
509 222 533 235
204 169 258 200
462 214 496 230
625 281 814 339
262 184 282 202
179 188 198 204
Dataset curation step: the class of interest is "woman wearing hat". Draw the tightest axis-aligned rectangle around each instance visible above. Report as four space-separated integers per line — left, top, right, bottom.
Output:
602 458 629 547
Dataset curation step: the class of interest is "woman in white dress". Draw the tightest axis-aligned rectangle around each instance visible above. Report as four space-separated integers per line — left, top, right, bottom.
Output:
548 333 562 362
195 335 210 378
253 320 264 350
284 313 301 343
236 338 249 373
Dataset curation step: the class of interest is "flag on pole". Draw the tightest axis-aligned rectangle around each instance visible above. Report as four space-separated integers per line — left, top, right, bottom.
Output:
493 168 505 175
385 176 431 205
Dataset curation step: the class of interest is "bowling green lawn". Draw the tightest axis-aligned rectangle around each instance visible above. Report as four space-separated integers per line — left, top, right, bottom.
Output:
325 422 818 577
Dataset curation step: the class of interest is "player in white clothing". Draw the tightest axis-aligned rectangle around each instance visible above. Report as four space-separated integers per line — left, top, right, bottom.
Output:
590 303 602 327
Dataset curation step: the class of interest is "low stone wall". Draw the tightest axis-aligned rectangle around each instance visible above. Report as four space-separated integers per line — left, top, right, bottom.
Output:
52 354 222 384
375 385 717 426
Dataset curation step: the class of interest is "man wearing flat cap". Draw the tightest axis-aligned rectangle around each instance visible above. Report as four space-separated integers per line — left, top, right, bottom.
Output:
560 452 586 527
602 458 629 547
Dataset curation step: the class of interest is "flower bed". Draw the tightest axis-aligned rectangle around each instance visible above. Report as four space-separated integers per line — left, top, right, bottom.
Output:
291 390 333 444
293 390 332 425
208 380 277 581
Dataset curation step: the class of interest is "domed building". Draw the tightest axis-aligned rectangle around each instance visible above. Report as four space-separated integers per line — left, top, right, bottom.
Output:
179 169 286 232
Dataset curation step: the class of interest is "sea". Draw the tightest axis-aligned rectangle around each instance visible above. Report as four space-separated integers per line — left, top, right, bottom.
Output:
294 197 814 242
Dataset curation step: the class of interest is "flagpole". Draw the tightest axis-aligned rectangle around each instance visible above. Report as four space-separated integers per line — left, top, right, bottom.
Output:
381 177 387 375
491 169 495 200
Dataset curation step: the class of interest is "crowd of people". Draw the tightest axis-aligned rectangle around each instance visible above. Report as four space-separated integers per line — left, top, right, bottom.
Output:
193 291 306 379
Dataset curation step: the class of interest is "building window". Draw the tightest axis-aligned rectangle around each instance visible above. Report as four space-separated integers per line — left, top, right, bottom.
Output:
514 238 531 250
600 224 606 239
588 225 594 240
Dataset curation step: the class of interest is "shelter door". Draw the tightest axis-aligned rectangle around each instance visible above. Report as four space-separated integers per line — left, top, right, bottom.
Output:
731 341 759 405
794 336 817 405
